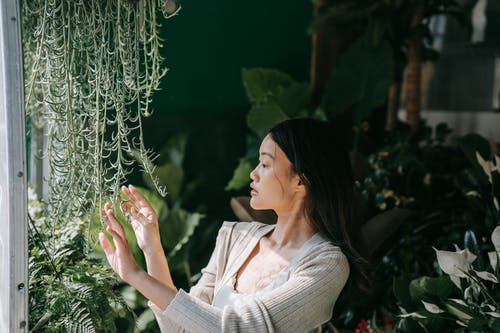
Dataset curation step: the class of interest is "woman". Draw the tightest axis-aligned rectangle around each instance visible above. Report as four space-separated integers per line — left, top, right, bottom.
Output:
100 118 368 332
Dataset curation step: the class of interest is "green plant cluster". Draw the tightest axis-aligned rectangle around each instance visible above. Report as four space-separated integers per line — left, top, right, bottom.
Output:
352 124 500 332
391 136 500 332
28 188 133 333
394 229 500 332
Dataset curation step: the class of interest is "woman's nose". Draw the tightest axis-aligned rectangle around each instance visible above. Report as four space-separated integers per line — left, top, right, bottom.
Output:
249 167 257 181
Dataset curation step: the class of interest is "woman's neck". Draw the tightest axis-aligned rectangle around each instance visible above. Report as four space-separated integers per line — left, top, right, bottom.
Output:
269 200 316 250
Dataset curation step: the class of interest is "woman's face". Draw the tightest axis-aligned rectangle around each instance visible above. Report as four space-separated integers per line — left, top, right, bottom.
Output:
249 134 303 212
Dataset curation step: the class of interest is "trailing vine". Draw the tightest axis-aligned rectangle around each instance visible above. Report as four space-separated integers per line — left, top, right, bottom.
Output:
22 0 179 227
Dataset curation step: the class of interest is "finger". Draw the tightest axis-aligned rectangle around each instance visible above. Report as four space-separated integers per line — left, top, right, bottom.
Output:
128 185 152 209
99 232 115 261
106 226 128 251
123 185 140 205
121 186 139 211
104 204 126 239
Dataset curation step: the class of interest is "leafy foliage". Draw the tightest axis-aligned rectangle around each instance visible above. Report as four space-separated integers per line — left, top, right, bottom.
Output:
350 123 500 332
391 136 500 332
394 229 500 332
28 189 133 333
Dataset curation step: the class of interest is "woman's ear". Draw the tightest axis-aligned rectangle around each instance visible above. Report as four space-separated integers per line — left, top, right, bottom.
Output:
295 174 307 194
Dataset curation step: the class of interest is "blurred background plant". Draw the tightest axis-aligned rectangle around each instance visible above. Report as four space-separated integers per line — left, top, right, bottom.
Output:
345 125 499 331
390 136 500 332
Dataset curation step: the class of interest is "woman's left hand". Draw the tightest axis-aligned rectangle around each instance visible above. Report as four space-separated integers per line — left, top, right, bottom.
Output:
119 185 162 255
99 202 142 284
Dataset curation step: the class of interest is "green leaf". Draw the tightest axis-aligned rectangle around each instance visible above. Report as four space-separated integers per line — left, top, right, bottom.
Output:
242 68 311 132
274 81 311 118
226 157 255 191
409 275 456 302
444 299 474 322
246 101 289 135
322 34 394 123
161 208 202 257
242 68 295 104
143 163 184 202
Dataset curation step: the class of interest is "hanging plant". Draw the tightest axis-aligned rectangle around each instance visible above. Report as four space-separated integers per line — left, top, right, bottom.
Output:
23 0 180 226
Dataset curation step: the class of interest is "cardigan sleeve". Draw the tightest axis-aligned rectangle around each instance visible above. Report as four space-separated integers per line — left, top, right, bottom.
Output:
188 221 236 303
151 246 350 333
148 221 237 332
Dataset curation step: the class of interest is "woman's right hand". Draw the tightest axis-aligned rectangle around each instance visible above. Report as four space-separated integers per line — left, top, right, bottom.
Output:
120 185 163 255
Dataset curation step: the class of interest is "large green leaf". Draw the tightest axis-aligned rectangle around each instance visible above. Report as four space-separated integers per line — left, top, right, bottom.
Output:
243 68 311 133
242 68 295 104
225 157 255 191
322 35 394 123
275 81 311 118
160 208 202 257
246 102 289 133
143 163 184 202
409 275 455 302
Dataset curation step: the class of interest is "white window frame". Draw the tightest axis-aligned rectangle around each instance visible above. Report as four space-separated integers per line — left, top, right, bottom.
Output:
0 0 28 332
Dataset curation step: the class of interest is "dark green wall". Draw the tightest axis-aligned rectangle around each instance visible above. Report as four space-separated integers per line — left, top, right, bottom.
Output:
152 1 313 115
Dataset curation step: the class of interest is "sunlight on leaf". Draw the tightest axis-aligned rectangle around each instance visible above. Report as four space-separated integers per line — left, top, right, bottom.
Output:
421 300 444 314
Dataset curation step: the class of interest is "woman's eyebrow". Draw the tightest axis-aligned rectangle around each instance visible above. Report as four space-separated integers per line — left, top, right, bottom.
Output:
259 151 275 159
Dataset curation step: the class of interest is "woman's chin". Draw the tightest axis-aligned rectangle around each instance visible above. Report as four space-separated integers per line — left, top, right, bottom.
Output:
249 197 263 210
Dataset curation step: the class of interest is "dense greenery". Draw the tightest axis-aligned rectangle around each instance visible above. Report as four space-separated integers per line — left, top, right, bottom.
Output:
28 189 132 332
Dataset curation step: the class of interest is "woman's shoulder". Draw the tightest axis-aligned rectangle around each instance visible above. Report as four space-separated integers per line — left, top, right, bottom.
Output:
297 236 350 272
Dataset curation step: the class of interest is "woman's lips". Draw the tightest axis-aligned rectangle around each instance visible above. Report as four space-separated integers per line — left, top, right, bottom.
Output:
250 184 258 196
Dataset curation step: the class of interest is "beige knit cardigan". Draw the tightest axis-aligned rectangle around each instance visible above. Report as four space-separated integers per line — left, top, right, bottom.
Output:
148 221 350 333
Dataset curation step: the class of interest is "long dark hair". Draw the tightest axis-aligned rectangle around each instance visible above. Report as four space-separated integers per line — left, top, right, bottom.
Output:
268 118 369 292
